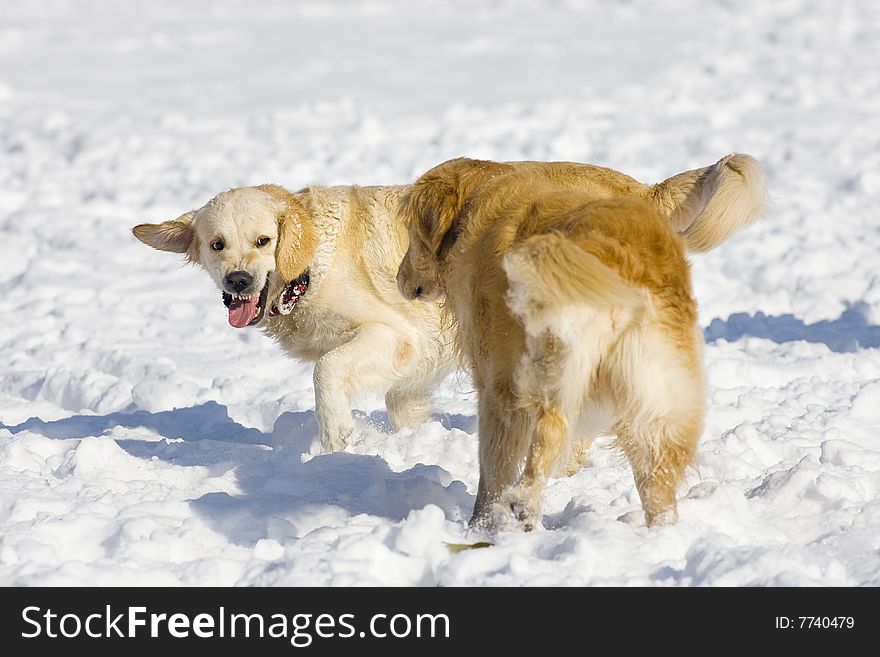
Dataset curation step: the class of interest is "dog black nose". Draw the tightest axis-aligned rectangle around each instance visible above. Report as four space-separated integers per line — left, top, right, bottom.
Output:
225 270 253 293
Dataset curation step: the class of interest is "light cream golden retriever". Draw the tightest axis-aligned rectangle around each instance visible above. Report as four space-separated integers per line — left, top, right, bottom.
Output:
133 184 452 452
397 156 766 529
132 155 763 457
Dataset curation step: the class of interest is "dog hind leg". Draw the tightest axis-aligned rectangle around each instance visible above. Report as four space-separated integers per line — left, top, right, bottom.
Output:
611 326 703 526
498 404 569 531
385 385 431 431
615 416 700 526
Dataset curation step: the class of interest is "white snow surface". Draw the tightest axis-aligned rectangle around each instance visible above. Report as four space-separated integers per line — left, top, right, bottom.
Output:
2 0 879 586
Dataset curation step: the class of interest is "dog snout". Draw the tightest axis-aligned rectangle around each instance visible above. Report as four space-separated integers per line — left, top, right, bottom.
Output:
225 270 254 294
400 279 429 301
396 266 419 300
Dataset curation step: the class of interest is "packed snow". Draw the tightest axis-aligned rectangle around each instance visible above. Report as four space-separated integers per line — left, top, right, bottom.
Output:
1 0 879 586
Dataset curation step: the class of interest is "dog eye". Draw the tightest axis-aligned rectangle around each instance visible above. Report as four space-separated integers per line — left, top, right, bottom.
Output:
256 236 271 247
211 240 225 251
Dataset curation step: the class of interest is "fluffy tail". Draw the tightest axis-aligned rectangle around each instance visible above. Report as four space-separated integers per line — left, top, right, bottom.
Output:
503 234 647 339
649 153 767 252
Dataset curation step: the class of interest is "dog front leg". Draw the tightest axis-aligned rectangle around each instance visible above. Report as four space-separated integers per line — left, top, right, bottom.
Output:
313 356 355 452
313 324 411 452
470 398 532 529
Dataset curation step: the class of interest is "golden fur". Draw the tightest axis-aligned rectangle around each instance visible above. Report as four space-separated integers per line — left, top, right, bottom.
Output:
132 154 763 462
395 157 748 529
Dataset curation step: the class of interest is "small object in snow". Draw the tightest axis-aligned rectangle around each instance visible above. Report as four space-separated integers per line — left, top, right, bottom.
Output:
445 541 494 553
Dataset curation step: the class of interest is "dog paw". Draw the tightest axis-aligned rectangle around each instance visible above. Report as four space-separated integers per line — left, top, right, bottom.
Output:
319 425 353 453
562 439 593 477
645 507 678 528
509 501 536 532
492 489 541 532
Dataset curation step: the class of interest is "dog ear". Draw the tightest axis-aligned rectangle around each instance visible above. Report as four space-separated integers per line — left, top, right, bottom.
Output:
259 184 318 282
275 206 302 282
404 158 504 257
132 211 195 254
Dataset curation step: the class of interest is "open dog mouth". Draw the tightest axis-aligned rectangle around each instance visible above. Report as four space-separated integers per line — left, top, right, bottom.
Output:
222 281 269 328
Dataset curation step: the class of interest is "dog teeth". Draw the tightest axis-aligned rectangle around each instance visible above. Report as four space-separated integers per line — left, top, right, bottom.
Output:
228 292 262 302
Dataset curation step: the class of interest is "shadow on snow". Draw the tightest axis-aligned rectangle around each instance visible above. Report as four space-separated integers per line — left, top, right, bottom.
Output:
704 301 880 353
2 402 475 547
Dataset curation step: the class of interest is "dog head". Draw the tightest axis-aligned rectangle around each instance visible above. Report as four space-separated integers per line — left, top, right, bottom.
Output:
397 158 506 302
132 185 316 328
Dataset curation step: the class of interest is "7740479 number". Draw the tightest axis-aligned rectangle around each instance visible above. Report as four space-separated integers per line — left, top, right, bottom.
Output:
775 617 854 629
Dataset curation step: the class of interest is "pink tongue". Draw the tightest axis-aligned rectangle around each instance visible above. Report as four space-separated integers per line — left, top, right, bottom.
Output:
228 297 258 328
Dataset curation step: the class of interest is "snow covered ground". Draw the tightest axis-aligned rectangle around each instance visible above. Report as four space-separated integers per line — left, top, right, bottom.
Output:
1 0 879 586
